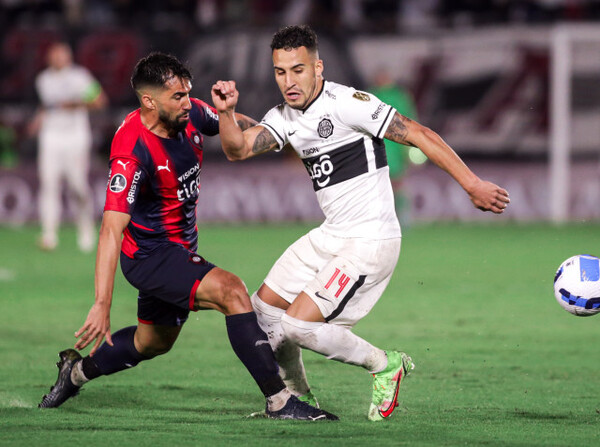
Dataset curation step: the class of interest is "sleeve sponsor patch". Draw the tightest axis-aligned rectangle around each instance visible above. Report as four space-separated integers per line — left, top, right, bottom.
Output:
104 157 145 213
352 91 371 101
109 173 127 192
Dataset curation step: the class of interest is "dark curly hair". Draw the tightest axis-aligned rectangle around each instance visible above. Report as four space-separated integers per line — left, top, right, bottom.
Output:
270 25 318 54
131 52 192 92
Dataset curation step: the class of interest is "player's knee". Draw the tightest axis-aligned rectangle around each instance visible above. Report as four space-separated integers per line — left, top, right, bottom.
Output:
134 329 178 358
136 340 174 358
280 313 322 347
218 275 252 315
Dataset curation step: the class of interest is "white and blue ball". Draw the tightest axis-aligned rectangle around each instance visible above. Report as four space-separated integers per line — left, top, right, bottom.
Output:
554 254 600 317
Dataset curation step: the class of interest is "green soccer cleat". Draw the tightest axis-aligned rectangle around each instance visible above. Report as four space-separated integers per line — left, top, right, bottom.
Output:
297 390 319 408
367 351 414 422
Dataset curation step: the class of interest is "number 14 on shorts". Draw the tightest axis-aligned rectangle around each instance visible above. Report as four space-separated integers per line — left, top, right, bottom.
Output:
324 268 351 298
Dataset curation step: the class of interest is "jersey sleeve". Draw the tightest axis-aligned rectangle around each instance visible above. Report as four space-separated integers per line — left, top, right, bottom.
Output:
190 98 219 136
259 105 287 151
104 113 148 214
335 89 396 139
104 157 147 214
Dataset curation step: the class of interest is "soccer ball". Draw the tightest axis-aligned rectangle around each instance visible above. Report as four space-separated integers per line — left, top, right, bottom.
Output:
553 254 600 316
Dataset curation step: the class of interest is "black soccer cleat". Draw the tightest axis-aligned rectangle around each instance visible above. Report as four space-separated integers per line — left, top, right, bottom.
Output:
265 395 339 421
39 349 82 408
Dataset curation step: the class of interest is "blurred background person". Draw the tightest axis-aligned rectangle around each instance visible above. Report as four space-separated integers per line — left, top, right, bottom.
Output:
369 67 422 227
0 117 17 168
31 41 107 252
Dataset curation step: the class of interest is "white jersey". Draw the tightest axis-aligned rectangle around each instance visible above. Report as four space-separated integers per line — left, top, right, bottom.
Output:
35 64 97 139
260 80 401 239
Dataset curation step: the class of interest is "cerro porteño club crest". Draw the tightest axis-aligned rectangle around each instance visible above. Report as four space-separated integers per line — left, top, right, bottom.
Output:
188 130 203 150
318 118 334 138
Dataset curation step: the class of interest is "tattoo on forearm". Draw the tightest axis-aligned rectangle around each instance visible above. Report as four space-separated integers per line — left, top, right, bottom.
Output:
384 113 412 145
252 128 279 154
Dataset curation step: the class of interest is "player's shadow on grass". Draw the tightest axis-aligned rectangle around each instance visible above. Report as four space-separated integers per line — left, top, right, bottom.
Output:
66 383 258 415
512 409 578 421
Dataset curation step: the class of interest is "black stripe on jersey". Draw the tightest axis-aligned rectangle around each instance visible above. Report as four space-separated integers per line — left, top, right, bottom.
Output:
373 137 388 169
133 139 155 172
325 275 366 322
302 139 368 192
261 122 285 147
376 107 394 139
301 82 325 113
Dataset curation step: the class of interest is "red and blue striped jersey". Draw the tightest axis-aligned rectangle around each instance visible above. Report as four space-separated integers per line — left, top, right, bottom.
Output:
104 98 219 259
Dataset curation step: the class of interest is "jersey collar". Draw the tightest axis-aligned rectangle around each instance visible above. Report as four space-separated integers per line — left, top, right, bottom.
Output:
301 80 326 113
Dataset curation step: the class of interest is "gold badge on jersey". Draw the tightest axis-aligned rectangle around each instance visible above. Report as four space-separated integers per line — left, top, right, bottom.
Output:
352 91 370 101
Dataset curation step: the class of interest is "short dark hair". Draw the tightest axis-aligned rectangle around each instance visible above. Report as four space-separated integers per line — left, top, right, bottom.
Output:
130 52 192 92
270 25 318 53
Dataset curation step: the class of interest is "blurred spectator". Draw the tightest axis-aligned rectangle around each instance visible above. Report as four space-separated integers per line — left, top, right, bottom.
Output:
0 120 17 168
398 0 440 32
31 42 108 252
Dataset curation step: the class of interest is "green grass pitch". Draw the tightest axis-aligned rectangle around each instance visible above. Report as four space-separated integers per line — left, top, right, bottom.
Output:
0 222 599 446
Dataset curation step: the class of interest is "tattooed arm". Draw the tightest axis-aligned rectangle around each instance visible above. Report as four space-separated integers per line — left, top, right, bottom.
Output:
384 112 510 214
234 113 257 131
211 80 279 160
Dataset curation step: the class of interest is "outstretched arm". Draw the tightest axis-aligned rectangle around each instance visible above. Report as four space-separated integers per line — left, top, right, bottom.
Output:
384 113 510 214
211 80 279 161
74 210 130 355
233 112 257 132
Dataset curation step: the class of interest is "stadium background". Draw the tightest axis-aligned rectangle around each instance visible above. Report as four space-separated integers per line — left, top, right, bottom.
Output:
1 0 600 224
1 2 600 446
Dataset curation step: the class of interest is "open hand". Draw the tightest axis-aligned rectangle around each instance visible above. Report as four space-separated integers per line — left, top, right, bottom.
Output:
74 303 113 356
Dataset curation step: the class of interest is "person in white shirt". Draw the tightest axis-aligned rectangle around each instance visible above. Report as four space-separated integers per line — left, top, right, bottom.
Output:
211 25 510 421
33 42 107 252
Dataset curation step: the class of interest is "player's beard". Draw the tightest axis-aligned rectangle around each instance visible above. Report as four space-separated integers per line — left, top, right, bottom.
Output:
285 77 322 111
159 109 189 136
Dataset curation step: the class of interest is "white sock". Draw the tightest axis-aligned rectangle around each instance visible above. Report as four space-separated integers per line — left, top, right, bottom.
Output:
280 313 388 373
266 387 291 412
251 292 311 396
70 360 90 387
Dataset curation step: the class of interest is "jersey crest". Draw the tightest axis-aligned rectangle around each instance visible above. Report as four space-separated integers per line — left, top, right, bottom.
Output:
317 118 334 138
187 130 203 151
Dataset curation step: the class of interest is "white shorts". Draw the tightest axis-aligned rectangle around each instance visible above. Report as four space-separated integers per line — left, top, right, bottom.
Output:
263 227 401 327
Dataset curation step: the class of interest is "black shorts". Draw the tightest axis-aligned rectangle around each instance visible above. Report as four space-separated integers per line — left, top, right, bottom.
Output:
120 244 216 327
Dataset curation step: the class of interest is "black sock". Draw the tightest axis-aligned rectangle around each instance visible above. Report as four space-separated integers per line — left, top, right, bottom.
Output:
81 326 148 378
225 312 286 397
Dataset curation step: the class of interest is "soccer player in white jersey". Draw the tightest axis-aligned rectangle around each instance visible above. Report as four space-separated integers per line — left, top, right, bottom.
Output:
211 25 510 421
33 42 107 252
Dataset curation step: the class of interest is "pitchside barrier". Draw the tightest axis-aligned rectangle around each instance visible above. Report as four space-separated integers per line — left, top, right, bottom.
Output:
1 159 600 224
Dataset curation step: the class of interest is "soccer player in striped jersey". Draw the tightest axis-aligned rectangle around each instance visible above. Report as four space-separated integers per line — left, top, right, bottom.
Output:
39 52 337 421
212 25 510 421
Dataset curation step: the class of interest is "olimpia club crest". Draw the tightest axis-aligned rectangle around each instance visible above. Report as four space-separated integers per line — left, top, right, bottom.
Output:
318 118 334 138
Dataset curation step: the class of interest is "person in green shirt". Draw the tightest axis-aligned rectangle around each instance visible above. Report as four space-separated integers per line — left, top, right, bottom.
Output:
370 68 424 226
